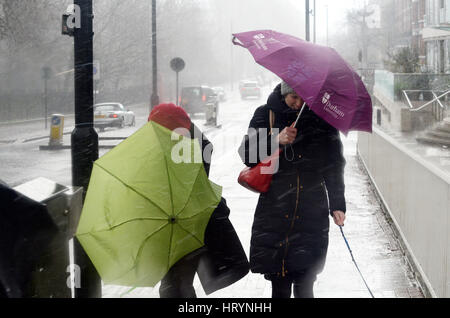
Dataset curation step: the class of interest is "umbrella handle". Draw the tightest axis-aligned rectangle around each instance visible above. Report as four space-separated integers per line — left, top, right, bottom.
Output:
232 36 245 47
292 102 307 128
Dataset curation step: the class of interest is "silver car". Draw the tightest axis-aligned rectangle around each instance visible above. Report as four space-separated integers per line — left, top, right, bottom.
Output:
94 103 135 131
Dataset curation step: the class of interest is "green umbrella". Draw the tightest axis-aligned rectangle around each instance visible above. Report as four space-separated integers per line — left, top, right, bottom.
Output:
75 121 222 287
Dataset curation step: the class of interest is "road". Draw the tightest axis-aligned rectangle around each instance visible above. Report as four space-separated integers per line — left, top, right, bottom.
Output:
0 87 267 188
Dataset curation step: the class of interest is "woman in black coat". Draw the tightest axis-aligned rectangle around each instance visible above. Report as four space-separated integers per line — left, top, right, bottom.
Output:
238 82 346 298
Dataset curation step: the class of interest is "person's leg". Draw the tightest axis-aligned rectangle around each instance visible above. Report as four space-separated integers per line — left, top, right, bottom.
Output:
159 253 200 298
269 276 293 298
292 270 317 298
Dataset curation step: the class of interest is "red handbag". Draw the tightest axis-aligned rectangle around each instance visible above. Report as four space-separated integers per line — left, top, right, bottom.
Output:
238 110 279 193
237 148 282 193
238 104 305 193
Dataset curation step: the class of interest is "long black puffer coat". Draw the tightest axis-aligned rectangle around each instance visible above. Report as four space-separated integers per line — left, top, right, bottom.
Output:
238 84 346 278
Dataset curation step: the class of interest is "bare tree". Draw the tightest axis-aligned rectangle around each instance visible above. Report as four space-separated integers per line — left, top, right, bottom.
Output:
0 0 62 51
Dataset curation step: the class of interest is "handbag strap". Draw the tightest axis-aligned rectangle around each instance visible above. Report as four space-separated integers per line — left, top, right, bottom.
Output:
269 110 275 135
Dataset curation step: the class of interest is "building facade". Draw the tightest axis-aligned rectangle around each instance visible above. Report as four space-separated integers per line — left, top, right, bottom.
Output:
412 0 427 66
378 0 449 73
423 0 450 73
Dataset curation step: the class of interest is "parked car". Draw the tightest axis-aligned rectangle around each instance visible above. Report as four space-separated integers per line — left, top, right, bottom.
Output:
94 103 135 132
180 86 219 124
212 86 227 102
240 81 261 100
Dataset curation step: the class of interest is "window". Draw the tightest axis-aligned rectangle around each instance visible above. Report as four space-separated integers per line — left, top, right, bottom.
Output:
182 88 201 97
439 40 445 73
95 104 122 112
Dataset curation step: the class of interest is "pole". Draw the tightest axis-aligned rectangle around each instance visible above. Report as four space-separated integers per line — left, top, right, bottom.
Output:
230 0 234 92
150 0 159 110
176 71 179 105
326 4 329 46
313 0 316 43
72 0 101 298
362 8 368 70
44 78 48 129
94 81 96 105
305 0 310 42
230 20 233 91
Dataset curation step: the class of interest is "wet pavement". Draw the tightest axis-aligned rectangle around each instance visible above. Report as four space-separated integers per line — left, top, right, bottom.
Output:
102 89 425 299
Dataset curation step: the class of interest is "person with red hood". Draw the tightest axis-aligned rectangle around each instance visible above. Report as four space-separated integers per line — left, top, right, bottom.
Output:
148 103 249 297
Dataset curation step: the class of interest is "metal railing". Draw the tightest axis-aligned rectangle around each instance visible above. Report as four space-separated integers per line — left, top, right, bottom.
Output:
403 90 450 111
403 89 449 122
374 70 450 102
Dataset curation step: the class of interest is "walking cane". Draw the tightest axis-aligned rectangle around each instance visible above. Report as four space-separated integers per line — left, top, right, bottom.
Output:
339 225 375 298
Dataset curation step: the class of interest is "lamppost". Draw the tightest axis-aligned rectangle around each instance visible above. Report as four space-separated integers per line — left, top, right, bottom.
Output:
71 0 101 298
305 0 310 42
150 0 159 111
313 0 316 43
326 4 329 46
41 66 52 129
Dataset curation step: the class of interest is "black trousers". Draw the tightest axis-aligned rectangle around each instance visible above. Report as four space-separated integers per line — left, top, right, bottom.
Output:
159 251 202 298
268 270 317 298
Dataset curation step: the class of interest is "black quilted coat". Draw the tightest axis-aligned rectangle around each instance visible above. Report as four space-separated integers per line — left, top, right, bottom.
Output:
238 84 346 278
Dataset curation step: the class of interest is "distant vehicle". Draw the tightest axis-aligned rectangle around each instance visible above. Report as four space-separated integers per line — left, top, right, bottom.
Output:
94 103 135 132
212 86 227 102
240 81 261 100
180 86 219 124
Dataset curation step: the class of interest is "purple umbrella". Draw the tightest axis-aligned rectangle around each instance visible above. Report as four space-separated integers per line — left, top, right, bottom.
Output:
232 30 372 134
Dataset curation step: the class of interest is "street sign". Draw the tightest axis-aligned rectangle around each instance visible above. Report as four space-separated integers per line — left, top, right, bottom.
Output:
170 58 185 105
41 66 53 80
170 57 185 73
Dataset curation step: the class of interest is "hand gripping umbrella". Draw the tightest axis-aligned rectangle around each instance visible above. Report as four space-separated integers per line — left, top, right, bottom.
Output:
232 30 372 134
75 121 222 287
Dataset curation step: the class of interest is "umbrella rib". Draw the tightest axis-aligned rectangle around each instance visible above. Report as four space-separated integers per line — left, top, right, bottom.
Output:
175 222 204 247
151 125 214 218
174 170 202 217
166 218 174 272
177 205 212 221
112 222 202 283
303 47 332 104
174 169 218 218
95 163 171 218
109 221 170 283
151 126 175 216
77 217 169 235
317 49 333 101
141 142 204 268
336 59 359 131
334 51 359 105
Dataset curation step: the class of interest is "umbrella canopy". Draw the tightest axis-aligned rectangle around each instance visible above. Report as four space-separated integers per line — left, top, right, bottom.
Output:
75 121 222 287
232 29 372 134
